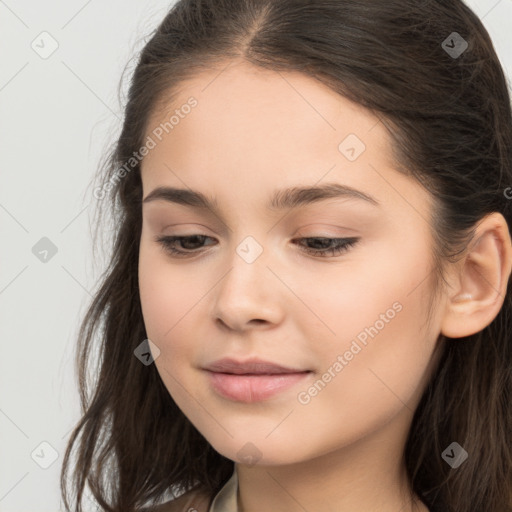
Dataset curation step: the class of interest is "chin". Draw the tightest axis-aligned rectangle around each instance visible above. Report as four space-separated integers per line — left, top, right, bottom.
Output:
204 434 311 467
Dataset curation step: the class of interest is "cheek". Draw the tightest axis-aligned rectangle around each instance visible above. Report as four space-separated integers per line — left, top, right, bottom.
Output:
138 251 203 404
291 238 432 354
138 242 202 343
293 247 437 409
270 292 437 464
299 269 436 420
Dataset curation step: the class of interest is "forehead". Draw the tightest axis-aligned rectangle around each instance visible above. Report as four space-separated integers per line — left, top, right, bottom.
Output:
143 59 391 162
140 60 430 221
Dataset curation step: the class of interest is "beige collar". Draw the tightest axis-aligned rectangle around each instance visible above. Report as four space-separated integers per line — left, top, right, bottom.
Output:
208 468 238 512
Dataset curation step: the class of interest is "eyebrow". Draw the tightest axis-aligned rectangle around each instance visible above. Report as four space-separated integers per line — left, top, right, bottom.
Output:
142 183 380 212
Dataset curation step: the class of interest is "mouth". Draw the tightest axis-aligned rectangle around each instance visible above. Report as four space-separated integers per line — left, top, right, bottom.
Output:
203 357 312 402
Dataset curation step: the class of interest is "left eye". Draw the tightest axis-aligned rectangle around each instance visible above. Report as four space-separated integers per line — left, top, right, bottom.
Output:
155 235 360 258
293 236 360 257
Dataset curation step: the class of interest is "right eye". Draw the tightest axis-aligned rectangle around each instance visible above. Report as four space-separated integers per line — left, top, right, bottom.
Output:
155 235 217 257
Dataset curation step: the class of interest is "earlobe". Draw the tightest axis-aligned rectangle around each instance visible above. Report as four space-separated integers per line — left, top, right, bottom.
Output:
440 212 512 339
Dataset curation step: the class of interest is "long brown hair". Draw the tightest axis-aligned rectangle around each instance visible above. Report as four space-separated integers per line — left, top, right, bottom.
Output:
60 1 512 510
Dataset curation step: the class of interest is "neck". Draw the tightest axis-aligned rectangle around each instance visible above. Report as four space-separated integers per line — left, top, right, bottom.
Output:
234 406 429 512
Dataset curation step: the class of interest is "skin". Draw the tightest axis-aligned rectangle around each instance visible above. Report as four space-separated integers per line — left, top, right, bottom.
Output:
138 59 512 512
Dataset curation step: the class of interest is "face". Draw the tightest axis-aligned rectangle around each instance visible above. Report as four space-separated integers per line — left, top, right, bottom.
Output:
138 60 444 466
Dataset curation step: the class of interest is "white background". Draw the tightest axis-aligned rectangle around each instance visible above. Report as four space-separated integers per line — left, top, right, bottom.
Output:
1 0 511 510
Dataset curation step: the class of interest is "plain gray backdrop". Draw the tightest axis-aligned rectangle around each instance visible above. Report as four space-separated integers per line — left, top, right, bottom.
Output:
1 0 511 510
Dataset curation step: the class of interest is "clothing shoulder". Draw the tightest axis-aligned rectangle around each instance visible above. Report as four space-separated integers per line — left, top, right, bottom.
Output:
141 488 212 512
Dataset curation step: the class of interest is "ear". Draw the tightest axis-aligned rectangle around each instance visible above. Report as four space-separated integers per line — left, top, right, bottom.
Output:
440 212 512 338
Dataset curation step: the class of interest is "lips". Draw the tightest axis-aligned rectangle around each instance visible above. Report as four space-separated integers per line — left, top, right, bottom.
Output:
204 357 307 375
203 357 311 402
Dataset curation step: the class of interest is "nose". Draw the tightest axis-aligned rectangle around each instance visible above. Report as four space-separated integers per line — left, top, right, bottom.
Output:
211 237 286 332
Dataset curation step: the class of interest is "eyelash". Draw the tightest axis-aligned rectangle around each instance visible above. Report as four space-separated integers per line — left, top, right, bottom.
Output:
154 235 360 258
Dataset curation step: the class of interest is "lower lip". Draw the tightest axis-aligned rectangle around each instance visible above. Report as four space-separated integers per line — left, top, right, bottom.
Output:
206 371 310 403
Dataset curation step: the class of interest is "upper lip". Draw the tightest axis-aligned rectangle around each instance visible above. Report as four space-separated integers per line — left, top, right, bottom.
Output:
203 357 309 375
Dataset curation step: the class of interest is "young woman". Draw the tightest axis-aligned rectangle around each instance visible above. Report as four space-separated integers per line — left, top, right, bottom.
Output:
60 1 512 511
